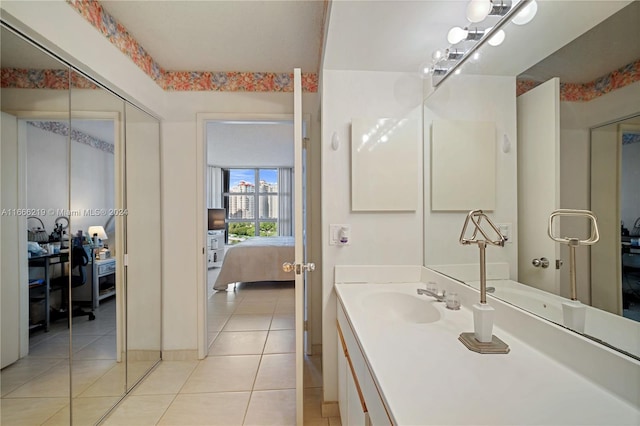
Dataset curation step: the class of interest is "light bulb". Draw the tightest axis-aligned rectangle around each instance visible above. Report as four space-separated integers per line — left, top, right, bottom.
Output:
419 62 432 79
466 0 491 23
512 0 537 25
447 26 468 44
432 49 444 61
488 29 505 46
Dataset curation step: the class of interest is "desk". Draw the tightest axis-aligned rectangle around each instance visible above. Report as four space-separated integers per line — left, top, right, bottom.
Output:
28 251 68 332
92 258 116 309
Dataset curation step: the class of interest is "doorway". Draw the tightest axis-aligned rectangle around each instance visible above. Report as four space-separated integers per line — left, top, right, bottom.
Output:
591 115 640 321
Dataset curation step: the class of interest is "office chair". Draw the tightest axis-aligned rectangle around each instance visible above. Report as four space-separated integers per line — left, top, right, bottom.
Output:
51 245 96 322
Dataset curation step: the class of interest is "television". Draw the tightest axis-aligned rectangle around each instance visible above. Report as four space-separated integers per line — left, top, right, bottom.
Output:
208 208 226 231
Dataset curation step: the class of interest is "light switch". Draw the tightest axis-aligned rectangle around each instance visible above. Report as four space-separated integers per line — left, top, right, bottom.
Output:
330 224 351 245
498 223 512 243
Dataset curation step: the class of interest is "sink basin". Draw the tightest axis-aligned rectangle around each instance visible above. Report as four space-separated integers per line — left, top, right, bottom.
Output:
360 292 441 324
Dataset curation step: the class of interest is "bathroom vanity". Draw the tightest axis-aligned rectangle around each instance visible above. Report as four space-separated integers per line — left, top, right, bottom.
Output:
335 265 640 425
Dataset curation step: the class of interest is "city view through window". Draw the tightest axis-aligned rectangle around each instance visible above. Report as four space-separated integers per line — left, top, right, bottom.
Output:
224 168 279 243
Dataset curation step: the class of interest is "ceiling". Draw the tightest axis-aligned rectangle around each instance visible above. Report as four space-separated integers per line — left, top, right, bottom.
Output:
519 0 640 83
2 1 638 85
100 0 327 74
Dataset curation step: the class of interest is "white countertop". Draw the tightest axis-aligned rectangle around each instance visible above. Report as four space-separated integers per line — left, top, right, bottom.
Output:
335 282 640 425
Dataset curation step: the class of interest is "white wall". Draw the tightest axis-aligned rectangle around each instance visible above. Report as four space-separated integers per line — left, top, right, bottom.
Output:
23 122 115 235
207 121 294 168
423 74 518 279
321 69 424 402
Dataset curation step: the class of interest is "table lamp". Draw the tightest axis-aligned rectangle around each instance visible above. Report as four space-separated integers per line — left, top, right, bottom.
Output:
88 225 108 246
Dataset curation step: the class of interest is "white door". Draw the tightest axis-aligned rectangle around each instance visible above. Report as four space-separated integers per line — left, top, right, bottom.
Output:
292 68 313 426
517 78 561 293
590 125 622 314
1 111 28 368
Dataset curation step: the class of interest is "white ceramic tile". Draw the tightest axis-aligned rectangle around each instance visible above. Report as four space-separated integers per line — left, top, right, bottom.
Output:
77 362 126 397
209 313 232 331
102 394 175 426
73 334 117 360
180 355 260 393
42 396 120 426
70 359 120 397
303 387 324 421
4 362 72 398
132 360 199 396
271 314 294 330
244 389 296 426
254 353 296 390
0 397 69 425
234 300 277 315
208 331 268 356
0 358 64 397
224 314 273 331
303 354 323 389
157 392 250 426
264 330 295 354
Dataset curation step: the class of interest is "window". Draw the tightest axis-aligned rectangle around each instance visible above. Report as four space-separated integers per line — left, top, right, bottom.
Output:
223 168 289 244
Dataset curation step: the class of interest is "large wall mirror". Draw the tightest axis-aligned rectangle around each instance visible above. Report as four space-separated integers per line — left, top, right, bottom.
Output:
1 22 161 425
423 0 640 360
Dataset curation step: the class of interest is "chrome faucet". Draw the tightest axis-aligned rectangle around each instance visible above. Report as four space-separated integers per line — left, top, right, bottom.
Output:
417 287 446 302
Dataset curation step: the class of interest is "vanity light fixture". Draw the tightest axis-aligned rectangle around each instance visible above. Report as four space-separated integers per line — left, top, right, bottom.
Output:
467 0 513 23
512 0 537 25
487 29 506 46
447 26 486 45
424 0 536 84
446 48 465 60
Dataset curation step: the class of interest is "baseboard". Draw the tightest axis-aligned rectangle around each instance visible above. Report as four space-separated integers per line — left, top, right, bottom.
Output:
321 401 339 418
161 349 199 361
127 350 161 362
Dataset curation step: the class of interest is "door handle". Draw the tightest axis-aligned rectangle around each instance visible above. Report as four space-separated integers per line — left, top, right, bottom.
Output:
282 262 316 274
532 257 550 268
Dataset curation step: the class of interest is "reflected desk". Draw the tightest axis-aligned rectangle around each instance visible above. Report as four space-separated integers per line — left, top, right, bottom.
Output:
28 251 69 332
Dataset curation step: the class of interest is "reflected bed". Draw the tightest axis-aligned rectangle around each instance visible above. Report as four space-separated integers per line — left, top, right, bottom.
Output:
213 236 294 290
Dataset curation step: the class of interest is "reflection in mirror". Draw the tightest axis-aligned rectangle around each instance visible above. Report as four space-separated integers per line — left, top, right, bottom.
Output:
1 24 72 424
123 102 162 390
423 1 640 360
69 69 126 423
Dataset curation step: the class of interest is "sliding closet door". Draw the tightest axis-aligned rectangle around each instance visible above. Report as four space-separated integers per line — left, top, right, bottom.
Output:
1 25 72 424
69 69 126 423
123 103 162 389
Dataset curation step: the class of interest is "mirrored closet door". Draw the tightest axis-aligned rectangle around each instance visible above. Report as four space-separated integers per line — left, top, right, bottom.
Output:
68 69 127 423
1 25 73 424
1 22 162 425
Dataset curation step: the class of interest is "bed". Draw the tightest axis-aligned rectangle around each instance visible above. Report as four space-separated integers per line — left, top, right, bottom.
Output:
213 236 295 290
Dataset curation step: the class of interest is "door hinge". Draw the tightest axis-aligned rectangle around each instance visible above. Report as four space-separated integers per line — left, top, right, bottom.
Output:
556 259 563 269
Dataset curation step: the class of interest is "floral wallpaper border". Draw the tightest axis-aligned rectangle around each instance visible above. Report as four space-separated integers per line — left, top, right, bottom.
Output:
517 58 640 101
0 68 98 90
622 132 640 146
28 121 114 155
65 0 318 92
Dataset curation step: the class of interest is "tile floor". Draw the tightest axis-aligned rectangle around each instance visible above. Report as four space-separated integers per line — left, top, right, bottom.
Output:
101 278 340 425
1 297 123 425
2 274 338 425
